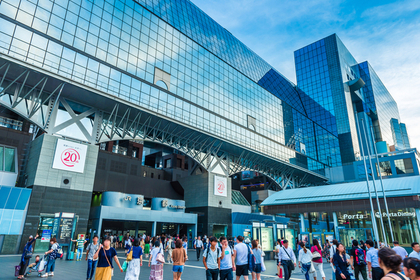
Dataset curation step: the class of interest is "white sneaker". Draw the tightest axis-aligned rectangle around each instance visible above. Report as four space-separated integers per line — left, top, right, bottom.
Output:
41 274 49 278
50 272 54 276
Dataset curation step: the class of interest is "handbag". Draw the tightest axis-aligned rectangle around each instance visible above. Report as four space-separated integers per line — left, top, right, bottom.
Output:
156 248 165 264
15 265 21 277
122 261 128 272
24 245 33 259
261 257 266 272
310 262 316 273
103 247 114 276
126 246 133 261
312 251 322 261
282 247 295 270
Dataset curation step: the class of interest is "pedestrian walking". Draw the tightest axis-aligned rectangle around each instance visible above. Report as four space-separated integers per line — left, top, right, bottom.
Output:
234 235 251 280
203 236 221 280
333 243 351 280
149 241 164 280
278 239 297 280
125 237 132 255
324 240 332 262
196 236 204 261
72 235 87 261
41 237 61 277
219 237 235 280
379 247 408 280
366 239 384 280
330 239 339 280
172 239 188 280
182 237 188 251
298 241 313 280
403 257 420 280
392 241 408 271
124 238 143 280
311 239 326 280
93 237 123 280
409 243 420 260
350 240 368 280
85 235 100 280
18 234 39 279
251 240 262 280
144 236 151 260
166 236 174 263
274 239 282 277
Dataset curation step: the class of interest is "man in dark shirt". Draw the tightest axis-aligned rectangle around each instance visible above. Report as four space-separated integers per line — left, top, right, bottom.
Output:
350 240 368 280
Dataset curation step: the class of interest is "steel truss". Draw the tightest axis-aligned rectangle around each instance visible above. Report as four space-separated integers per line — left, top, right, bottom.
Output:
0 59 327 190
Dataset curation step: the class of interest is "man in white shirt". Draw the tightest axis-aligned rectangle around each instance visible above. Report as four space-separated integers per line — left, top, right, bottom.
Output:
409 242 420 260
220 236 235 280
234 236 251 280
392 240 408 271
195 236 204 261
278 239 296 280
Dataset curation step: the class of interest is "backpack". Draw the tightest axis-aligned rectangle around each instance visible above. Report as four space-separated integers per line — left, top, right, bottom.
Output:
355 248 366 266
205 246 220 263
23 244 33 259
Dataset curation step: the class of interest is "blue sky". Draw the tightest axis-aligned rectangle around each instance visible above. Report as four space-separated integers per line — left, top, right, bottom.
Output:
192 0 420 150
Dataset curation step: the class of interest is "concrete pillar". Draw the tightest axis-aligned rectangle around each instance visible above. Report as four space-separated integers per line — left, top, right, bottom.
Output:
300 213 306 233
134 221 139 238
177 224 180 236
152 221 157 237
332 212 339 240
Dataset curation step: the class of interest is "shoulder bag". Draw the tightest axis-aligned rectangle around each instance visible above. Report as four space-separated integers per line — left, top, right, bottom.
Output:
282 247 295 271
126 246 133 261
156 248 165 264
312 247 322 261
103 248 114 276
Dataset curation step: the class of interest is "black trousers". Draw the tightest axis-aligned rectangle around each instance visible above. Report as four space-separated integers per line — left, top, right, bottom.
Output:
206 268 219 280
281 260 293 280
196 248 202 260
372 267 384 280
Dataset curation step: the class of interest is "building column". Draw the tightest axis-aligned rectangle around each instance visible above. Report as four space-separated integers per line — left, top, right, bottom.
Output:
332 212 339 240
177 224 180 236
300 213 306 233
134 221 139 238
152 221 157 237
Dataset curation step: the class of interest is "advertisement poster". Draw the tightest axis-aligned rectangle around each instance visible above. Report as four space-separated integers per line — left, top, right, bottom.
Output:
52 139 88 173
284 229 295 250
301 234 309 245
41 229 51 242
214 175 227 197
260 228 273 251
325 234 334 243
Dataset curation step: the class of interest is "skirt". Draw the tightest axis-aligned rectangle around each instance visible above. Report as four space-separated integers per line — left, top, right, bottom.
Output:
144 245 150 254
96 266 113 280
149 264 163 280
125 259 140 280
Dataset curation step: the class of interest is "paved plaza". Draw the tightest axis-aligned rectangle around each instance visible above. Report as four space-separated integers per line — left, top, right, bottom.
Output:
3 249 335 280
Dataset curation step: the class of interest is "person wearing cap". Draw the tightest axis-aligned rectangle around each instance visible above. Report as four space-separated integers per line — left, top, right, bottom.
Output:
18 234 39 279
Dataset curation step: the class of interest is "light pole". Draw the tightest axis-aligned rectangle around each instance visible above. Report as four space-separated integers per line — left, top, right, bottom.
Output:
354 113 380 243
369 125 394 242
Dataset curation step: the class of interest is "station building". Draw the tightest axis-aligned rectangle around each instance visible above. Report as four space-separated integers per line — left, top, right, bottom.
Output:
0 0 416 254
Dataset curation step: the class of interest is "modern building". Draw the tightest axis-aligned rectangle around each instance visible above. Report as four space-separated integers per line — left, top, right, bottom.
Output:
0 0 415 253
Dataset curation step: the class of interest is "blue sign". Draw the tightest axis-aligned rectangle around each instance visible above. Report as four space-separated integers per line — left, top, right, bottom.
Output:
41 229 51 242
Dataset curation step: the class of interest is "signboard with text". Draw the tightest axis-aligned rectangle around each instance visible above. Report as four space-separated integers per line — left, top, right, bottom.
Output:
41 229 51 242
214 175 227 197
52 139 88 173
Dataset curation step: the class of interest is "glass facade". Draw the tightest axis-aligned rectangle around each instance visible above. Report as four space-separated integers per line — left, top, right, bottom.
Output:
295 34 410 164
0 0 346 176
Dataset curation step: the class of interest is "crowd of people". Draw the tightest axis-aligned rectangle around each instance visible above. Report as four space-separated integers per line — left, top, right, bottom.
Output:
16 231 420 280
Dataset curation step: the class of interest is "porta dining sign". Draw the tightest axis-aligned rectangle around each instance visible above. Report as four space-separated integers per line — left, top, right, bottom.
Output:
52 139 88 173
214 175 227 197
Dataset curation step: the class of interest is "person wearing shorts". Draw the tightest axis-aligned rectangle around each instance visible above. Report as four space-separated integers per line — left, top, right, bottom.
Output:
171 239 187 280
234 236 251 280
